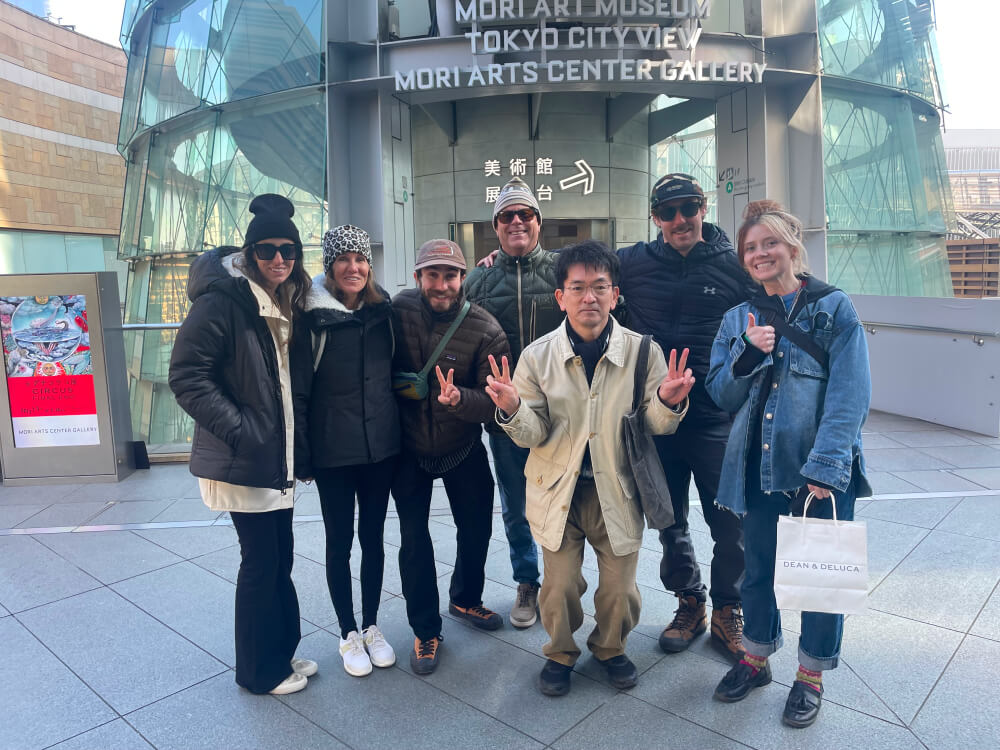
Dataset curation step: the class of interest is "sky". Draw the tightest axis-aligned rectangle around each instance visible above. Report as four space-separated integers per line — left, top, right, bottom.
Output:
51 0 993 131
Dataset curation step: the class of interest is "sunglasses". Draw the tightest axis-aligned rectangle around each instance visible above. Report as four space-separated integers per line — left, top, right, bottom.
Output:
654 201 703 222
252 243 301 261
496 209 537 224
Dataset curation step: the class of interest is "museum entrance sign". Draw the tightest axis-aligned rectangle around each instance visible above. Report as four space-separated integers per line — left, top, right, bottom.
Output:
0 273 136 485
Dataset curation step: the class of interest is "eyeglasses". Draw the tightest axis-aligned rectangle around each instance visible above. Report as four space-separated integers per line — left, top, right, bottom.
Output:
252 243 301 261
654 201 703 222
563 283 613 297
496 209 537 224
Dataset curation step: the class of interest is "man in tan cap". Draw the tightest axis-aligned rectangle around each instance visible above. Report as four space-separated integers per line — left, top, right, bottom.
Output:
464 177 562 629
391 239 511 675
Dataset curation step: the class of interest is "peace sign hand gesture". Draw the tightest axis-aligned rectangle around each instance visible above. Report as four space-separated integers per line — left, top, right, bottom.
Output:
485 355 520 416
435 365 461 407
657 347 695 408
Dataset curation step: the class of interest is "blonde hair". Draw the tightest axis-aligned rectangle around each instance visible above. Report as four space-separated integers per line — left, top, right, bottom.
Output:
736 200 810 277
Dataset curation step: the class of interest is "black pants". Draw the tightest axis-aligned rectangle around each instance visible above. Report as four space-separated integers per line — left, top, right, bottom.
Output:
655 418 744 607
314 457 395 639
392 441 495 641
229 508 300 693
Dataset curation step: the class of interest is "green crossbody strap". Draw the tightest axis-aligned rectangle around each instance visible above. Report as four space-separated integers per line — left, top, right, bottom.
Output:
418 300 471 377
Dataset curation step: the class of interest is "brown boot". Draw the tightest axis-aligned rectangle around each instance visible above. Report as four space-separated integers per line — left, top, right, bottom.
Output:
710 604 745 661
658 595 707 653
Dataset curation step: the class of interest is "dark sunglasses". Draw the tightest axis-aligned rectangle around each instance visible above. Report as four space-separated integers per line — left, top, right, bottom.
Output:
252 243 301 261
496 209 537 224
654 201 703 222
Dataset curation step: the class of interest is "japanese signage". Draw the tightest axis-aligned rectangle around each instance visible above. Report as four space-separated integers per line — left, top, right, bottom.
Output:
1 294 99 448
395 0 766 91
483 157 594 202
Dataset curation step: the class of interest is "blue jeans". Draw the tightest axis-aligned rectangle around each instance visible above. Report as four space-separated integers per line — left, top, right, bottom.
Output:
489 432 540 586
741 461 857 671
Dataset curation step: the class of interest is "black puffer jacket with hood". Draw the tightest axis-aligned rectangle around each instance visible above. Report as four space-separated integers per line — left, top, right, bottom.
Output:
296 274 400 472
617 223 757 424
169 246 309 490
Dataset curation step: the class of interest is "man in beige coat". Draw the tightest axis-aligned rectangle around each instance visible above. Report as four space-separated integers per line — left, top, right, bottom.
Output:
485 240 694 696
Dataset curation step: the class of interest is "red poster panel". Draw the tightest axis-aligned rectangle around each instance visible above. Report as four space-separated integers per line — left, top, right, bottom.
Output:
1 294 99 447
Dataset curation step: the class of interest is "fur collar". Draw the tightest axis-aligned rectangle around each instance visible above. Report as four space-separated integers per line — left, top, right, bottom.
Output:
304 273 358 313
222 252 288 320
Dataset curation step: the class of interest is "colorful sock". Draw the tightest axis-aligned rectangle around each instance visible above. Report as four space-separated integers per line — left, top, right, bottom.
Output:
795 665 822 692
740 651 768 674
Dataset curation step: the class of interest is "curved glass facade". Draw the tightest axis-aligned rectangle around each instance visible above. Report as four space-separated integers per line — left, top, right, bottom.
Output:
118 0 327 450
817 0 954 296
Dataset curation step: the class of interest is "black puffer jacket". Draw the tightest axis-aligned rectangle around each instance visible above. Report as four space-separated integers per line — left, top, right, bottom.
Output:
169 247 308 490
617 224 756 423
297 275 400 471
463 244 562 365
391 288 510 459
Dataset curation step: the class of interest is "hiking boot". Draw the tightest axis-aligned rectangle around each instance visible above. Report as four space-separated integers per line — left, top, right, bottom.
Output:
410 635 443 675
595 654 638 690
658 595 707 653
449 602 503 630
710 604 745 661
537 659 573 696
510 583 539 628
783 681 823 727
713 660 772 702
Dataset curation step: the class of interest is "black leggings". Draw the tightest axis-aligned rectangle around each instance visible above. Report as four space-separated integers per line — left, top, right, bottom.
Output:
314 457 395 639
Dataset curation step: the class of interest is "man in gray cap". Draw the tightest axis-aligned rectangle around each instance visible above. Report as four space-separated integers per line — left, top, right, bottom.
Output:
391 239 511 675
464 177 563 628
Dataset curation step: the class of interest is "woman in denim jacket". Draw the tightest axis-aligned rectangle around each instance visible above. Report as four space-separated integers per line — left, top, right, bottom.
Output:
705 200 872 728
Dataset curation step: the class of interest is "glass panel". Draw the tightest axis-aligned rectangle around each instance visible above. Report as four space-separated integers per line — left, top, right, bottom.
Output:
64 236 108 273
21 233 68 274
817 0 943 107
390 0 433 40
827 233 953 297
0 230 26 275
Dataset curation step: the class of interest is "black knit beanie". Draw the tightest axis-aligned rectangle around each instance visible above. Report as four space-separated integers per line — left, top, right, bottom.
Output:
243 194 302 250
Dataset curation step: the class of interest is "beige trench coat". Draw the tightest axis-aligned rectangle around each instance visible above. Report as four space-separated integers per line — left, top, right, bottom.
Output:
500 319 687 556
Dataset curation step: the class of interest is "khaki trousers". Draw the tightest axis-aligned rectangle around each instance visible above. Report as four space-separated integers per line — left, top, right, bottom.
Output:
539 479 641 666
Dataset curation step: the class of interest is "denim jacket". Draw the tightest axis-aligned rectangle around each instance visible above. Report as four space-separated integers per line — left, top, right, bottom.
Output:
706 276 872 516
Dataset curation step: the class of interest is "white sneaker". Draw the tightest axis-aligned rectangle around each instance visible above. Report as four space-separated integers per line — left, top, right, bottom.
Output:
291 658 318 677
363 624 396 668
269 672 308 695
339 631 373 677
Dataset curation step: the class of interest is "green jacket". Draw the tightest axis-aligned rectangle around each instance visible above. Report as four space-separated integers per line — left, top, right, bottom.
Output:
463 245 563 366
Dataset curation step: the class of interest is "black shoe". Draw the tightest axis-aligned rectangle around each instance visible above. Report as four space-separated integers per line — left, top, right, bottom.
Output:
713 660 772 702
410 635 442 675
783 680 823 728
537 659 573 696
596 654 638 690
448 602 503 630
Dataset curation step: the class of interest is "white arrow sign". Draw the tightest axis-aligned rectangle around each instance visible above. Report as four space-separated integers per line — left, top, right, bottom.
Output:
558 159 595 195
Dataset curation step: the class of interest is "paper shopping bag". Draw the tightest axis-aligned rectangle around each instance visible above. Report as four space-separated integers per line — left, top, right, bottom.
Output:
774 494 868 615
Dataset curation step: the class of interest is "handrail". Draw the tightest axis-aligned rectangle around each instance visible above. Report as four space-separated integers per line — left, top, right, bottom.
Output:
863 321 999 346
109 323 183 331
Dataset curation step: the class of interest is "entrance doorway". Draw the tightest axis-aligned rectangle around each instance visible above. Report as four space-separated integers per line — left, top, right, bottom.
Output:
451 219 613 264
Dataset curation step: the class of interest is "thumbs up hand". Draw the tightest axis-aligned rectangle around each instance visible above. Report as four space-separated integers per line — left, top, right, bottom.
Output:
745 312 776 354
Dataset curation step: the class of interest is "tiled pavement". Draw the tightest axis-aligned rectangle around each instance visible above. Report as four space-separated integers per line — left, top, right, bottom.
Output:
1 410 999 749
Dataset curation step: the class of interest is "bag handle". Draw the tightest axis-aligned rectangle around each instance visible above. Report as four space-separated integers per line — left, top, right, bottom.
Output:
418 299 471 378
800 491 839 524
632 335 652 412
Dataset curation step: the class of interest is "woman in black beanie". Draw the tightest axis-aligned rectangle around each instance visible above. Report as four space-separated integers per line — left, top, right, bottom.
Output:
169 193 314 695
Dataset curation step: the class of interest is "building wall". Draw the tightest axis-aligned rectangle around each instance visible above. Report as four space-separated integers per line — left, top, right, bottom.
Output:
948 238 999 298
0 1 126 237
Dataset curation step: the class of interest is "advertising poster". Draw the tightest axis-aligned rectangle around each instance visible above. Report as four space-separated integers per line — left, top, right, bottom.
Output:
1 294 99 447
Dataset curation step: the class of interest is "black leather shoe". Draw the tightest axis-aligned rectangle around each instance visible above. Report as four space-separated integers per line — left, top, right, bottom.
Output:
596 654 638 690
713 661 772 702
537 659 573 697
783 680 823 728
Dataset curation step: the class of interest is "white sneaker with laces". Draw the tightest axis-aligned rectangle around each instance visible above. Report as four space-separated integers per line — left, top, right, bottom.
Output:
291 658 318 677
269 672 308 695
363 624 396 668
339 631 373 677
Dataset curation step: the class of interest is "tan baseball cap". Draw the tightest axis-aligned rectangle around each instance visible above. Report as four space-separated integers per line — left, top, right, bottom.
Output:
413 239 467 271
